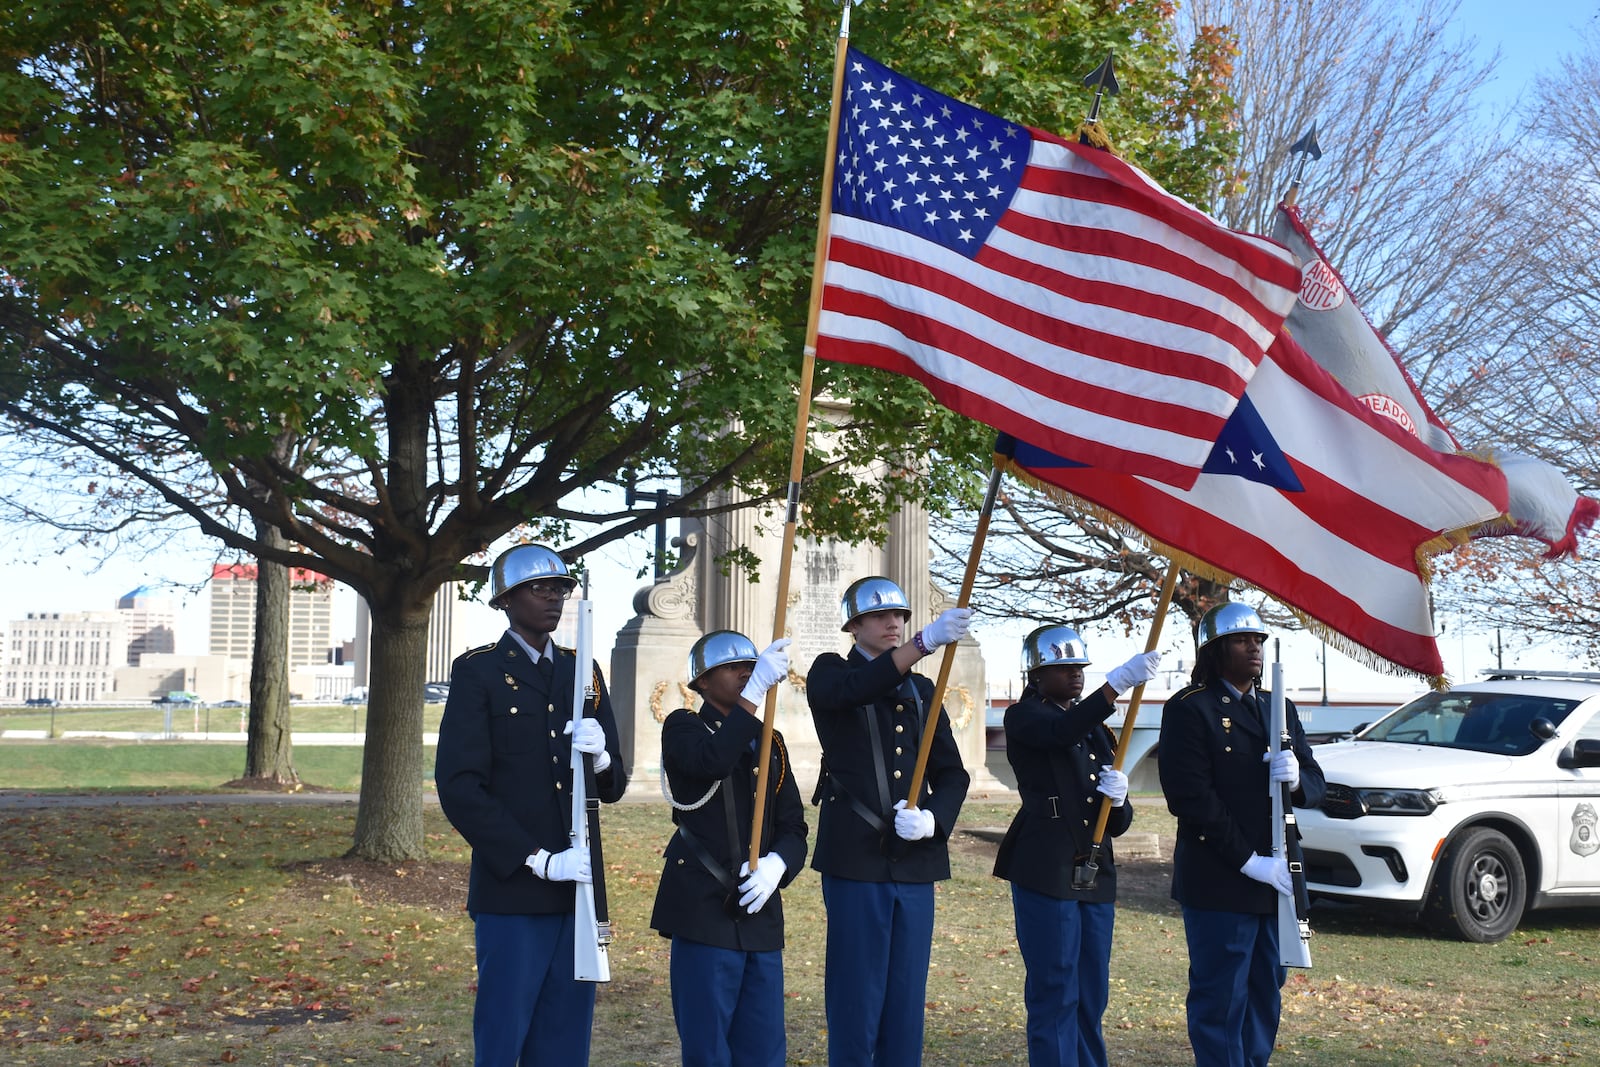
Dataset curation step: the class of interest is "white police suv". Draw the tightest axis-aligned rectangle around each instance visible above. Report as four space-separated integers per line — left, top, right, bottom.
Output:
1297 670 1600 942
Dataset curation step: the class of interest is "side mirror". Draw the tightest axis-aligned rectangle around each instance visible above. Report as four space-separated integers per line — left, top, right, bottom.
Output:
1558 737 1600 770
1530 717 1557 742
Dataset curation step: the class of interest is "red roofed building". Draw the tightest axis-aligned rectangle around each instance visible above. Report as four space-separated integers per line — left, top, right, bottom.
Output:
208 564 334 668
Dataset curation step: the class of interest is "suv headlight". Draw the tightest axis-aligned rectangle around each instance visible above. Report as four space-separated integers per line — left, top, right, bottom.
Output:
1356 787 1440 815
1321 784 1445 819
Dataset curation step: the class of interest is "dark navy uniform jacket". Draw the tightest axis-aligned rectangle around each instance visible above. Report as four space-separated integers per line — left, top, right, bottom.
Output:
1158 679 1325 915
806 646 970 883
650 702 808 952
993 687 1132 903
435 633 627 916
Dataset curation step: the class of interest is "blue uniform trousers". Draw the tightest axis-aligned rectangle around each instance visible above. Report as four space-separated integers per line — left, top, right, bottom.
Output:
472 911 595 1067
669 937 786 1067
1180 907 1284 1067
1011 885 1115 1067
821 875 935 1067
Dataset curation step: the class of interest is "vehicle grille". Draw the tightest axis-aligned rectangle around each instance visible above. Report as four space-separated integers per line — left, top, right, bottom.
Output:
1303 848 1361 887
1319 783 1367 820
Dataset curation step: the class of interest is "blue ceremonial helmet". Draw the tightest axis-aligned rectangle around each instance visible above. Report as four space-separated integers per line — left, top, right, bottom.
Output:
839 576 911 630
687 630 760 692
1022 625 1090 675
487 543 577 608
1196 602 1268 650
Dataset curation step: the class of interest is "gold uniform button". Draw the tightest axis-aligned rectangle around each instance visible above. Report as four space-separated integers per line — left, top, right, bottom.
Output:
549 730 557 738
893 770 902 779
895 704 905 713
895 747 903 756
547 703 556 713
894 724 904 734
1089 771 1098 780
1224 746 1233 752
509 707 519 716
555 781 563 791
677 858 685 865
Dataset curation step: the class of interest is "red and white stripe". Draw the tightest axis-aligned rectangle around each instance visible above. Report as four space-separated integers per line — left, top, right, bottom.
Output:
817 133 1300 489
1029 334 1508 679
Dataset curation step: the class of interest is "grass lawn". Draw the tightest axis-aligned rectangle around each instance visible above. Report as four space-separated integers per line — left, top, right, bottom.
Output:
0 740 384 794
0 703 448 738
0 792 1596 1065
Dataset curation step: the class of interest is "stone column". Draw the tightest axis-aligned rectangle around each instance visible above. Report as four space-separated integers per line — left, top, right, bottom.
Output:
883 475 931 626
612 533 703 798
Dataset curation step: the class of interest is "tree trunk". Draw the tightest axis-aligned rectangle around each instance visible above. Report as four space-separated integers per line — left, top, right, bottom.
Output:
347 601 431 861
243 523 297 785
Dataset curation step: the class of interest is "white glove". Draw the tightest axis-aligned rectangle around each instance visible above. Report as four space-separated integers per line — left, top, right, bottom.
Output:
1266 748 1300 791
892 799 937 841
531 847 592 884
1096 766 1129 807
1240 852 1292 897
564 717 611 774
1105 650 1161 693
918 607 973 651
739 638 792 706
736 853 788 914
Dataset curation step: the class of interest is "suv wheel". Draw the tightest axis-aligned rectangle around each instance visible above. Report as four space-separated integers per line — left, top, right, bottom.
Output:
1422 826 1527 943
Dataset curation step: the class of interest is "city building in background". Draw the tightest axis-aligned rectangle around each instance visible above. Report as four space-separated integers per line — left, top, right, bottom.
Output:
115 587 175 666
2 610 125 704
352 581 462 688
207 563 333 667
427 584 455 683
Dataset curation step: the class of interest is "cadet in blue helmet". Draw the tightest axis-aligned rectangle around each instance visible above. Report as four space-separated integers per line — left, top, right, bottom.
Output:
434 543 628 1066
993 626 1161 1067
805 576 973 1067
649 629 807 1067
1158 603 1326 1067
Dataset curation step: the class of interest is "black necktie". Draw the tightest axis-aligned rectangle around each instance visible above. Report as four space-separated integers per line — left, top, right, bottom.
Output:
1242 691 1263 728
537 656 553 681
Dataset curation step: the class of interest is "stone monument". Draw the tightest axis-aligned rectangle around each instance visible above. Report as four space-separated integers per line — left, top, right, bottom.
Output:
611 490 1006 801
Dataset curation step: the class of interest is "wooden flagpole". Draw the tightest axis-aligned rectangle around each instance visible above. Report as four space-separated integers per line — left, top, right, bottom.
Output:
1071 560 1179 889
746 3 852 871
902 452 1011 807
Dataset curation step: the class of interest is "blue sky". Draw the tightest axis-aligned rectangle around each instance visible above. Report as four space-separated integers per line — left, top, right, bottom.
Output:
1457 0 1599 102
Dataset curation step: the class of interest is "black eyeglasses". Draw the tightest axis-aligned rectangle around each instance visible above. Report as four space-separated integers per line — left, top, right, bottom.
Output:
522 580 573 601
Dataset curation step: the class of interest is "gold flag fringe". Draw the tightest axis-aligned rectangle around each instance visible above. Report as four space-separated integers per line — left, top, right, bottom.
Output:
1075 121 1114 151
1008 466 1474 691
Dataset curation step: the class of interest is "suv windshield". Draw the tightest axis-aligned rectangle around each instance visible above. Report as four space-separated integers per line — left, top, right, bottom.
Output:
1360 690 1580 755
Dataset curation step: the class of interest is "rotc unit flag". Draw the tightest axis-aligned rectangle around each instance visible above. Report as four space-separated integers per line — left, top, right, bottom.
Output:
1007 332 1510 682
815 49 1301 489
1273 204 1598 557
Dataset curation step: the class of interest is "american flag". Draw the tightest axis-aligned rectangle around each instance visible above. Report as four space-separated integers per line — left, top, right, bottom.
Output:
815 50 1302 488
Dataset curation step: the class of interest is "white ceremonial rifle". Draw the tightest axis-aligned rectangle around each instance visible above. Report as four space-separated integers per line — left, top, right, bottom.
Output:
569 599 612 983
1269 659 1313 968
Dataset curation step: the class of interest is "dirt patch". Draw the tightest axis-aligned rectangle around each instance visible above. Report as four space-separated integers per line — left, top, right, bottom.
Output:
282 856 469 911
219 777 343 793
948 827 1179 915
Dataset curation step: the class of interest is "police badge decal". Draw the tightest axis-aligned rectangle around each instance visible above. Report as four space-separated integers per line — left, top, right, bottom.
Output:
1571 802 1599 858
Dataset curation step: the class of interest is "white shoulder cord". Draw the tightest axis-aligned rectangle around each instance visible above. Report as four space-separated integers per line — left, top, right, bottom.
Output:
660 712 721 811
